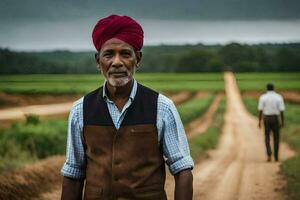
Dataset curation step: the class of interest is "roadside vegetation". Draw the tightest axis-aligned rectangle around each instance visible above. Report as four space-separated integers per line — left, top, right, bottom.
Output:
0 115 67 173
243 96 300 200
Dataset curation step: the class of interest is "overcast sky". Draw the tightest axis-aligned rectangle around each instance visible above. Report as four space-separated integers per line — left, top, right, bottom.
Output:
1 0 300 50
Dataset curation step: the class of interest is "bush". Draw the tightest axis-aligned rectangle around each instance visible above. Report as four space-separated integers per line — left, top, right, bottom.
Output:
0 119 67 159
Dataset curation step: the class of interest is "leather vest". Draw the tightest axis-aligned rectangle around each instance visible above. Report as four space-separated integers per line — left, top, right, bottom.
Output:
83 83 167 200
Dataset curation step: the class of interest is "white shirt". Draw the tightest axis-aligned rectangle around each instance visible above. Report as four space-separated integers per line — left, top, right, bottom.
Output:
258 91 285 115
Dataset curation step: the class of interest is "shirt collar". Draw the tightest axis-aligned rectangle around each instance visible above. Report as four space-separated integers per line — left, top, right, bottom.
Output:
102 79 137 103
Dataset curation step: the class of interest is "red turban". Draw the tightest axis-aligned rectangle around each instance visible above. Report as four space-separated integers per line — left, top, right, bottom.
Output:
92 15 144 51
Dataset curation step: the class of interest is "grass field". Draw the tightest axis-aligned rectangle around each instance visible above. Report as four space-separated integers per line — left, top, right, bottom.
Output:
0 73 224 94
236 72 300 92
243 96 300 200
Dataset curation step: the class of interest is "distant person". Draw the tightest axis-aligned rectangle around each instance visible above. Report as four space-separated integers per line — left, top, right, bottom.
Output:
60 15 194 200
258 83 285 162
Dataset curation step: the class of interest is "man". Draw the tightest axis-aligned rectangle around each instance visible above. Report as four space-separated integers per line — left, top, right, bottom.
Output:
61 15 194 200
258 83 285 162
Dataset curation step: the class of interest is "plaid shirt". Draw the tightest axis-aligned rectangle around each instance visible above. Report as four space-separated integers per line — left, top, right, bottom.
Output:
61 80 194 179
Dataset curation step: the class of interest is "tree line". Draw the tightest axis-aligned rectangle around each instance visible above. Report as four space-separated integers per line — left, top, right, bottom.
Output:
1 43 300 74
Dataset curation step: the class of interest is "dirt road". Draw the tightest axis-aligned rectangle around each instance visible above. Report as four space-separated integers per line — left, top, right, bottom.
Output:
0 91 192 122
189 72 295 200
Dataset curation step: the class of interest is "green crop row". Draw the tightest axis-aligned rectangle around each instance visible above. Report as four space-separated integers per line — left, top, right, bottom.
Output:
236 72 300 92
242 96 300 200
178 95 214 125
189 98 226 161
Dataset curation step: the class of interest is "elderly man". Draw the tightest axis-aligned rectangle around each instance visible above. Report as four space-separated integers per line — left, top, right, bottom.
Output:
61 15 194 200
258 83 285 162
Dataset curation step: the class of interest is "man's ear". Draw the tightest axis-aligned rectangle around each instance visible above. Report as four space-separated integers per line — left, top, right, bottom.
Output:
135 51 142 67
95 52 100 64
95 52 101 71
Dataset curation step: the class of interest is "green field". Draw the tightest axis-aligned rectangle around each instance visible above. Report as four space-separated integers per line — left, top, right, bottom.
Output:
236 72 300 92
0 73 224 94
1 72 299 94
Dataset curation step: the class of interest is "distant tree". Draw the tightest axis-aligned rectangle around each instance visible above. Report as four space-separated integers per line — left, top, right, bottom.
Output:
275 48 300 71
219 43 256 72
177 50 213 72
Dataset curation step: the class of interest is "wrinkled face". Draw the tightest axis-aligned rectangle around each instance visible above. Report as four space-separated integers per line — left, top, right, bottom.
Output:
97 38 141 87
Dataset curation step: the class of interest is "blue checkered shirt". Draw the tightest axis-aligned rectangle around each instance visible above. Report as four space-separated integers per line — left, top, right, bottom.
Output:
61 80 194 179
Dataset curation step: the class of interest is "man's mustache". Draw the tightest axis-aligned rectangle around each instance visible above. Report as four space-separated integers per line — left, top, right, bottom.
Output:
108 68 130 76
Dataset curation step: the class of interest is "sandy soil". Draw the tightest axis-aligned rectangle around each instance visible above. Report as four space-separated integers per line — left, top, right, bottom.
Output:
0 156 65 200
167 91 195 105
0 93 81 109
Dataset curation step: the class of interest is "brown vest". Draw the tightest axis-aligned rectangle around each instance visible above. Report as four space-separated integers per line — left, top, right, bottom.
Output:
83 84 167 200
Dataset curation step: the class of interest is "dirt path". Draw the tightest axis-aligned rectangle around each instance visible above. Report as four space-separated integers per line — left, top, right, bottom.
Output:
189 72 295 200
0 92 193 123
167 91 195 105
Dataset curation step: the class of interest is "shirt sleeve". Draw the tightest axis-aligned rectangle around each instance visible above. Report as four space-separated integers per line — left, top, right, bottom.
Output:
278 95 285 111
157 94 194 175
61 97 86 179
258 95 264 111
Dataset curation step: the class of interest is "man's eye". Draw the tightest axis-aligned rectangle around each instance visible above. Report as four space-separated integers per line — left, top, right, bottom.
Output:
122 52 132 57
103 53 112 57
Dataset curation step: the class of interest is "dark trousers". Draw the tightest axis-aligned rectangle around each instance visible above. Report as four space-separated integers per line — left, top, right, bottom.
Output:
263 115 280 160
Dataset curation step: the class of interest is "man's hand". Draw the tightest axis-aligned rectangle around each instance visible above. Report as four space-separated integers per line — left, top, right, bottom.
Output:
258 110 263 129
174 169 193 200
280 111 284 128
280 121 284 128
61 176 84 200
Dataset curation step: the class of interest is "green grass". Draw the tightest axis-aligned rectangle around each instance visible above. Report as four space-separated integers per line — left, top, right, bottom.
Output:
242 96 258 116
236 72 300 92
178 95 214 125
0 73 224 94
0 115 67 173
189 98 226 161
242 96 300 200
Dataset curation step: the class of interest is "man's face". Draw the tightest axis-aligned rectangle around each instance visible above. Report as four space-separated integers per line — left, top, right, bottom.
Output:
96 38 141 87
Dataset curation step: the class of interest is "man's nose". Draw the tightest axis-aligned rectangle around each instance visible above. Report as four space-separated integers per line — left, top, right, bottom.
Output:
111 54 123 68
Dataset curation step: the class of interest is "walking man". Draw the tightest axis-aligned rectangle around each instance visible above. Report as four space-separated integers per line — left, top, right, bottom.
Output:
258 83 285 162
60 15 194 200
